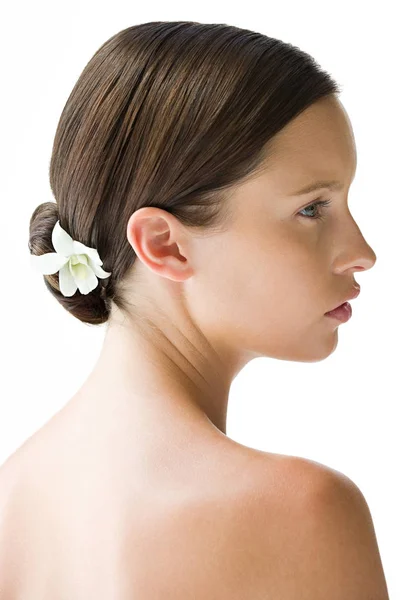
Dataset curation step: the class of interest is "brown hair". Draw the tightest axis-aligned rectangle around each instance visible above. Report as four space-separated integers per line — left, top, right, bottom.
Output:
28 21 341 326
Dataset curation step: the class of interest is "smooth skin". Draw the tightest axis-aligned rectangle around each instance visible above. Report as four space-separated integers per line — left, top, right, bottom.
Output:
0 96 389 598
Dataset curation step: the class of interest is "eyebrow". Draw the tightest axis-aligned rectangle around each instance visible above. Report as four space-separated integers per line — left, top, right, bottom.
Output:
289 180 345 196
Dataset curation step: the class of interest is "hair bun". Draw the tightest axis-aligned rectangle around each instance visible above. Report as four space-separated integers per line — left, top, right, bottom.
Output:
28 202 110 325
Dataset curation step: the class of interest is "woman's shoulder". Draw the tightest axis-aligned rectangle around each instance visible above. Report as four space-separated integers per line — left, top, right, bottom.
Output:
0 432 363 599
117 447 349 598
226 442 344 505
235 451 389 598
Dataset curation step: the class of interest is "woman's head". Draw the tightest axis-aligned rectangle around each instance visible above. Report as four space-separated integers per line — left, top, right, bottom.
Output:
29 21 375 364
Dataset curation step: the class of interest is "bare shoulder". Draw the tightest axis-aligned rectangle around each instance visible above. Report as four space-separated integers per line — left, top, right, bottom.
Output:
243 453 390 599
0 450 21 515
0 452 24 597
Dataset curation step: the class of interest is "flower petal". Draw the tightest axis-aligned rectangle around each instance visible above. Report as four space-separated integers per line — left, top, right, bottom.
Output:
73 254 88 267
74 264 99 295
52 221 74 256
73 241 102 265
59 262 78 297
30 252 70 274
88 256 112 279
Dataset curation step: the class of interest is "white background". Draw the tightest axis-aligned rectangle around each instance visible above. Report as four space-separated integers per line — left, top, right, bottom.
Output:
1 0 398 595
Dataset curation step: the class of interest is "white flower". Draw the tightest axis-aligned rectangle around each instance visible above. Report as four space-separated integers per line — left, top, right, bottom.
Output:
30 220 112 297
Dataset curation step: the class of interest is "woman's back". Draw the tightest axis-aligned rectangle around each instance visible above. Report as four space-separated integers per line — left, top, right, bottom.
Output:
0 397 389 599
0 398 293 599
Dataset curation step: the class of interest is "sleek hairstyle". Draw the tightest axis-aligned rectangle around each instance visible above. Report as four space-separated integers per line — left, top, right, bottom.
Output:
28 21 341 326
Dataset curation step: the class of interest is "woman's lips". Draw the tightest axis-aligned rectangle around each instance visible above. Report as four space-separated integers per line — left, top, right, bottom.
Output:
325 302 352 322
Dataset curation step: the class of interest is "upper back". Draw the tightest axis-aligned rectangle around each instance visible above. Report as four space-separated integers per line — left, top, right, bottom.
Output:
0 429 287 599
0 434 390 599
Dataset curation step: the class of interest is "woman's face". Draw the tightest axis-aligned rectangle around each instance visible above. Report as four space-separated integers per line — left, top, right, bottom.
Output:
188 96 376 364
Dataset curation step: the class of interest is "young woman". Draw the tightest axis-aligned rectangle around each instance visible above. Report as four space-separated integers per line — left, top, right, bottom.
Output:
0 20 388 599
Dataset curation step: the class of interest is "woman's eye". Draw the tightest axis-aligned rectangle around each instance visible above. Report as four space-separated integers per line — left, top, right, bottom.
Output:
298 199 332 221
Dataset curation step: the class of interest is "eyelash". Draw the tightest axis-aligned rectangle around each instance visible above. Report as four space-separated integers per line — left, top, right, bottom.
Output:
298 199 332 221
